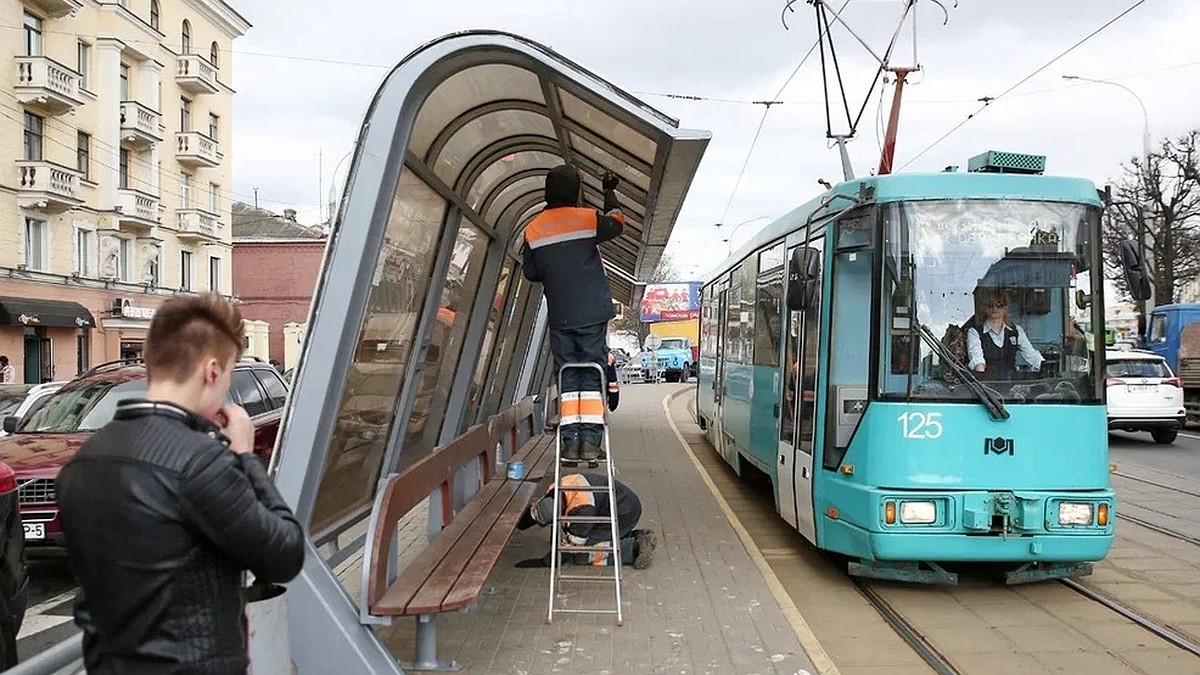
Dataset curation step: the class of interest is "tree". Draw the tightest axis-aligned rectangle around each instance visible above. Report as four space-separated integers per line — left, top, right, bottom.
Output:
1102 130 1200 328
608 253 685 343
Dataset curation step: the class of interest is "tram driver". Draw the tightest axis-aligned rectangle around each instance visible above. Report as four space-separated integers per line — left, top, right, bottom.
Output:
964 288 1044 380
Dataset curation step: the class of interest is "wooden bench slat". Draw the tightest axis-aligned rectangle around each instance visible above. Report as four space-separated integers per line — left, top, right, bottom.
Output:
524 436 557 482
404 480 525 614
371 479 510 615
441 481 540 611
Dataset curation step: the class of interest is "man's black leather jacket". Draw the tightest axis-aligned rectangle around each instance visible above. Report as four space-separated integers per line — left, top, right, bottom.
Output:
57 400 305 674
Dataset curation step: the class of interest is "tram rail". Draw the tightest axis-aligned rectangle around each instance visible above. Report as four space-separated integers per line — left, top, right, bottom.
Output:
1119 511 1200 547
851 579 961 675
1060 578 1200 658
1112 470 1200 499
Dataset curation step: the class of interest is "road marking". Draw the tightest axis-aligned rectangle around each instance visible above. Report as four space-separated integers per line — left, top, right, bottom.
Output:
1177 432 1200 441
17 588 78 640
662 389 841 675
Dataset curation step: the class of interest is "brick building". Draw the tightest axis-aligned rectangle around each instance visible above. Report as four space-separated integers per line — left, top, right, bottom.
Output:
231 201 325 366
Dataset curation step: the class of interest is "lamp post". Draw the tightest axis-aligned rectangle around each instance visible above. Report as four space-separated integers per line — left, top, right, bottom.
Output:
1063 74 1154 333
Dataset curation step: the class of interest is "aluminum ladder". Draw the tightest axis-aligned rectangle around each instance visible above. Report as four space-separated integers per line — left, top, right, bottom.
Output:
547 362 623 626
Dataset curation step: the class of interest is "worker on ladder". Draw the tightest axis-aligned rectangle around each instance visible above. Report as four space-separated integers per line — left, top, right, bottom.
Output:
521 165 626 463
516 473 657 569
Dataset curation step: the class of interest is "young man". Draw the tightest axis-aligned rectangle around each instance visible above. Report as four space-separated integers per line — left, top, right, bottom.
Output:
57 294 305 674
516 473 657 569
0 357 13 384
522 166 626 463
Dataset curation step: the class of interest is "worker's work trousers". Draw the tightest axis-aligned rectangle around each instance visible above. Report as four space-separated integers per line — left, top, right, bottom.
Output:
550 322 607 445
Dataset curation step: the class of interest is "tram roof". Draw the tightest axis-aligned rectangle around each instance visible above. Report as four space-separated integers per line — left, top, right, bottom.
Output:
373 30 712 305
706 171 1103 283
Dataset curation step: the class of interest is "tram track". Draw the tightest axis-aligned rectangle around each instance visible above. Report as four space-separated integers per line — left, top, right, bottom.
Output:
850 579 961 675
1112 470 1200 498
1060 578 1200 658
1119 511 1200 547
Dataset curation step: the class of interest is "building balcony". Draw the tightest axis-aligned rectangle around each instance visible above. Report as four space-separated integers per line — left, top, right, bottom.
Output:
116 188 161 228
16 161 83 214
120 102 162 149
176 54 219 95
175 131 220 168
177 208 220 241
26 0 82 18
15 56 84 115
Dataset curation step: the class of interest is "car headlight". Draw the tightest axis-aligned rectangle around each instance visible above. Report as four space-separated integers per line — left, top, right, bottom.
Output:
900 501 936 524
1058 502 1094 525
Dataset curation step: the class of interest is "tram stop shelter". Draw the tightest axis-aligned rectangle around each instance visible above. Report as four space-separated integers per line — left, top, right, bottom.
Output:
261 31 710 673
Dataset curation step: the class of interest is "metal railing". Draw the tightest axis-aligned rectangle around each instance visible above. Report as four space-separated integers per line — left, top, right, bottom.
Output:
7 633 83 675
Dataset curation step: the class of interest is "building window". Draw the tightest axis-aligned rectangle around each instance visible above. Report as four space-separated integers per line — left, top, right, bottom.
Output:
210 41 219 67
23 13 42 57
77 132 91 180
208 183 219 212
209 256 221 292
208 113 218 140
24 113 43 161
150 0 160 30
119 149 130 189
119 64 129 100
181 20 191 54
77 331 90 376
180 98 191 131
75 228 92 276
24 218 46 270
77 41 91 90
118 238 131 281
180 250 193 290
180 173 191 208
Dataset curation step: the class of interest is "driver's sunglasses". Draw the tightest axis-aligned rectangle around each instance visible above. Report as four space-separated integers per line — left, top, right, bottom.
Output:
991 301 1008 308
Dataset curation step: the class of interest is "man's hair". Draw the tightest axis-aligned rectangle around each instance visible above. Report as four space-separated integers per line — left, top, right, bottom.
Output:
145 294 244 383
0 356 7 365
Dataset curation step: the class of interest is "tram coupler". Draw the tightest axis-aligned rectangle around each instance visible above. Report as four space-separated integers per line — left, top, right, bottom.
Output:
847 559 958 585
1004 561 1094 585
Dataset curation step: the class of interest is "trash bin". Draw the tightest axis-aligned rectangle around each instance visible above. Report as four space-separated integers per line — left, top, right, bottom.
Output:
245 581 295 675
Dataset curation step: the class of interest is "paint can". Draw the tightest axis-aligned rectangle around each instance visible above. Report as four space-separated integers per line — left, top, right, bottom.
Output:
507 460 526 480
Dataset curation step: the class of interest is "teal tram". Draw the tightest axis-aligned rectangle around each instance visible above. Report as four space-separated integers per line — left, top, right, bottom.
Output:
695 151 1130 584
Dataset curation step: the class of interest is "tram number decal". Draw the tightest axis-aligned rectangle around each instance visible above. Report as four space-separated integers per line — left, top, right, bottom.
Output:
897 412 943 440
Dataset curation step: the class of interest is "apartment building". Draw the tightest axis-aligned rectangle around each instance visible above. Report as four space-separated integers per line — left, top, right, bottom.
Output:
0 0 249 383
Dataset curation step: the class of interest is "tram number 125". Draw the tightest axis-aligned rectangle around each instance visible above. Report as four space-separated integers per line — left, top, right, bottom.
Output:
897 412 943 440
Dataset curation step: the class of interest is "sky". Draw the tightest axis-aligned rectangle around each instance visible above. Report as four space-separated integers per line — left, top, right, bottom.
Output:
227 0 1200 284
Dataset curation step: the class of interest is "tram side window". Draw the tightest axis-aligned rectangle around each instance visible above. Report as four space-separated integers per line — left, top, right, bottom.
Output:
753 270 783 367
798 236 824 454
726 267 743 363
740 255 758 363
701 285 717 358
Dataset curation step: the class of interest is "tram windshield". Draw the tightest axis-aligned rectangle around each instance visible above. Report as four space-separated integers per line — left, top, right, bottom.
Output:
879 199 1103 404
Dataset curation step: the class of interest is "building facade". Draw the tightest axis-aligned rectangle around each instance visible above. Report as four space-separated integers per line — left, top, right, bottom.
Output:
231 202 326 366
1 0 249 383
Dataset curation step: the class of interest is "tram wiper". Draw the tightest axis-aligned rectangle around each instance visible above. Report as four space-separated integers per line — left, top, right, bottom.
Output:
913 323 1010 421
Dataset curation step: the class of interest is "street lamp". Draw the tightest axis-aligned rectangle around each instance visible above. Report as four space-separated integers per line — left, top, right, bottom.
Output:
716 216 770 255
1063 74 1154 332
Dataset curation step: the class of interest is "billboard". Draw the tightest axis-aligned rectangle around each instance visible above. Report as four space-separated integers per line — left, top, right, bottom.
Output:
639 281 701 322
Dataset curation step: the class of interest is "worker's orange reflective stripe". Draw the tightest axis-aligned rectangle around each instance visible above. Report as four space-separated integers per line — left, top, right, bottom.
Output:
525 208 599 249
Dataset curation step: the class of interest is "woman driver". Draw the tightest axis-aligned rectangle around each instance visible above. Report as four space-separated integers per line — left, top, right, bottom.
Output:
965 289 1044 380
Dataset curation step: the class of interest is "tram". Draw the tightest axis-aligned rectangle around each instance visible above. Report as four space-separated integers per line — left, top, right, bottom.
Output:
695 150 1142 584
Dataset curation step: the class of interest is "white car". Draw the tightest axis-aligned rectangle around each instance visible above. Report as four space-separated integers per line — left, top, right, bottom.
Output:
0 381 66 436
1105 350 1185 444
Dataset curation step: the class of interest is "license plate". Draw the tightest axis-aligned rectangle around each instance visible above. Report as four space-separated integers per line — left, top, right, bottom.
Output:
1129 383 1157 390
23 522 45 540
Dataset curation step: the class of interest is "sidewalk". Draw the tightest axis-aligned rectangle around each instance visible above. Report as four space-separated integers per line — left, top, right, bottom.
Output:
377 383 822 674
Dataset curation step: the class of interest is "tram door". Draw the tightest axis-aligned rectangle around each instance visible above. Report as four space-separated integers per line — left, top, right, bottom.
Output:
777 243 820 541
712 285 729 459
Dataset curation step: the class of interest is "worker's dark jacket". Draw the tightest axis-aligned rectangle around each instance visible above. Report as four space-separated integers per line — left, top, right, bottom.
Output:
519 473 640 544
522 194 626 330
57 400 305 675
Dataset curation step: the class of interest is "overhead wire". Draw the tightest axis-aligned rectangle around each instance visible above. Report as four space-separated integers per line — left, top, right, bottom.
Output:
897 0 1151 171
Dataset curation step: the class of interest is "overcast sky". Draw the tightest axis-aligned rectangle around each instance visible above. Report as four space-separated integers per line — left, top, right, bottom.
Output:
228 0 1199 281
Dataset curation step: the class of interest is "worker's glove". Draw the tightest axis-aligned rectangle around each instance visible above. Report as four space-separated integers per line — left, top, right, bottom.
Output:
602 172 619 192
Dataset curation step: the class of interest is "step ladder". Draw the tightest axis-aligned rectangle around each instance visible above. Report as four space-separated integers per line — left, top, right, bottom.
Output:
547 362 623 626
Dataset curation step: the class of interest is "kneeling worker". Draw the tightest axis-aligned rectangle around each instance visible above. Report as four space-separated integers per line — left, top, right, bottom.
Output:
517 473 656 569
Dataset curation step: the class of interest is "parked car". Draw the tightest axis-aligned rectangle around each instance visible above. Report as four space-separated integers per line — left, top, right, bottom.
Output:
0 358 290 551
1105 349 1186 444
0 382 67 437
0 460 26 668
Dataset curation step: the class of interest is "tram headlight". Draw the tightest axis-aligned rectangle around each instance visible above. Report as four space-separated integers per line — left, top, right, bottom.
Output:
1057 502 1094 526
899 501 936 524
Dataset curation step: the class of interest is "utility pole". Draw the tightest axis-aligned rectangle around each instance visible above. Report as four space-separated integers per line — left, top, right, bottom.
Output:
253 187 259 210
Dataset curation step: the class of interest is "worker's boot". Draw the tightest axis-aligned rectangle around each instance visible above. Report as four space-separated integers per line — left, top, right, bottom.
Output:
561 436 581 462
580 440 602 463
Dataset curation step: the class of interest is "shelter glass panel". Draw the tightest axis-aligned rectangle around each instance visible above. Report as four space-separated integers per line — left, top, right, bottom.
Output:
567 132 651 192
400 219 489 470
433 110 556 185
409 64 546 158
485 276 533 412
558 88 658 165
484 175 545 225
311 168 446 535
469 259 514 426
503 289 543 403
467 150 560 210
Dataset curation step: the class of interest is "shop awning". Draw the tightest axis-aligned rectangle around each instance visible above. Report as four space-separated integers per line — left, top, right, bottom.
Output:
0 297 95 328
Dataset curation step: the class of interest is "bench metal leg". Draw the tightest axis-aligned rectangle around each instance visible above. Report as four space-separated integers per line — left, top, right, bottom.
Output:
399 614 461 672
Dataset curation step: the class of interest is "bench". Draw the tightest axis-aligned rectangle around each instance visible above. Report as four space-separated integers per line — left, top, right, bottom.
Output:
489 396 556 484
359 398 553 670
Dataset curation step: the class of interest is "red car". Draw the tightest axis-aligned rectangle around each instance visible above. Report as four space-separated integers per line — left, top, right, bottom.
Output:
0 358 289 551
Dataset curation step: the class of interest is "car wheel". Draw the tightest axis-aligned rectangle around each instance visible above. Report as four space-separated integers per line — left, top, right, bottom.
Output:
1151 429 1178 444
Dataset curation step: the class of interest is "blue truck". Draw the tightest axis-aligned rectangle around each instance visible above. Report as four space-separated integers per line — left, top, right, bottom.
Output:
1145 303 1200 424
639 337 695 382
